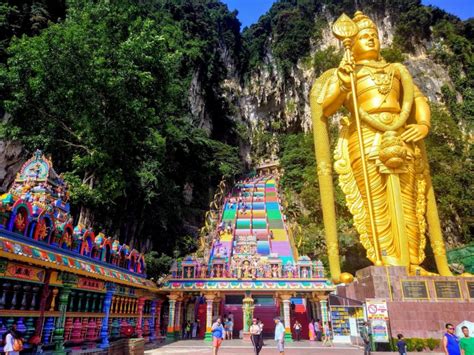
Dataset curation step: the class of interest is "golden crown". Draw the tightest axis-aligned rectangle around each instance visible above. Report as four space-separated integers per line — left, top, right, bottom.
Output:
353 11 377 33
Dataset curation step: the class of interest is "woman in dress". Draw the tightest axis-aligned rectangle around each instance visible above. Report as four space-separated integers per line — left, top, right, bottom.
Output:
308 319 316 341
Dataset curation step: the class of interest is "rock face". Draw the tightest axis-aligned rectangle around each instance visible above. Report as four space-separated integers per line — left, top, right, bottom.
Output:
226 14 454 138
0 141 24 193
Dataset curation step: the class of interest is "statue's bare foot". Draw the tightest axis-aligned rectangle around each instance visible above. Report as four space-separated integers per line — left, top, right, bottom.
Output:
410 265 437 276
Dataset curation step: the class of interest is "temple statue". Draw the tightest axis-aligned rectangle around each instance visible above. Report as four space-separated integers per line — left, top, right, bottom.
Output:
310 11 453 282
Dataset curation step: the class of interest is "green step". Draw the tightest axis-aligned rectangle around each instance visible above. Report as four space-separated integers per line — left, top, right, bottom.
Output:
236 220 251 229
267 209 282 220
252 220 267 229
223 210 236 220
265 192 277 197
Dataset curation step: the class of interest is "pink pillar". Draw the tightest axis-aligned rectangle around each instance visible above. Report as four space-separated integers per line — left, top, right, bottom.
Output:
136 297 145 338
155 299 163 335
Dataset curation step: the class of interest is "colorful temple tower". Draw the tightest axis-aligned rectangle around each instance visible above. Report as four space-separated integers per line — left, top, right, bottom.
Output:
162 161 335 341
0 151 162 353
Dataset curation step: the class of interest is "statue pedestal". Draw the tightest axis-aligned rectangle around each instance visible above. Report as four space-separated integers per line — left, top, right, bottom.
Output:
337 266 474 339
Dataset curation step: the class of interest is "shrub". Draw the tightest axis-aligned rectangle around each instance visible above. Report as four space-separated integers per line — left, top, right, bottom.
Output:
405 338 416 351
426 338 440 350
413 338 425 352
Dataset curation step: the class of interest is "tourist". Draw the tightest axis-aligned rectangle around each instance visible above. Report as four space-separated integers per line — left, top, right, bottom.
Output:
211 317 225 355
396 334 407 355
360 321 371 355
443 323 461 355
292 320 302 341
185 320 191 339
250 318 263 355
257 319 265 346
308 319 315 341
3 323 23 355
460 326 474 355
224 317 233 340
315 318 322 341
274 317 285 355
323 322 333 347
192 319 198 338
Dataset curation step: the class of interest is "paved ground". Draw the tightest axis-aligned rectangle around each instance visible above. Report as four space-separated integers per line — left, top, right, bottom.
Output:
145 339 359 354
145 339 445 354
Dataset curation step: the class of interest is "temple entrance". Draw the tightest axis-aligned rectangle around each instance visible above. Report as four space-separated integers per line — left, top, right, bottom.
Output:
252 295 278 338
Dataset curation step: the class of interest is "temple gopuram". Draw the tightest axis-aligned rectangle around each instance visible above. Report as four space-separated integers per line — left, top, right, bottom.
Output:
161 162 336 342
0 151 162 353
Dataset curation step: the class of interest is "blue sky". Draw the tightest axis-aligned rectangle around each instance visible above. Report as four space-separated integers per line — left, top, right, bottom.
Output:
222 0 474 29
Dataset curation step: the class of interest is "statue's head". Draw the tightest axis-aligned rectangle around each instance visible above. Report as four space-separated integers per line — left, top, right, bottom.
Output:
352 11 380 61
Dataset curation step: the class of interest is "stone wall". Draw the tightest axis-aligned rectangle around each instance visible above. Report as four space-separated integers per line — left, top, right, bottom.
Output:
337 266 474 339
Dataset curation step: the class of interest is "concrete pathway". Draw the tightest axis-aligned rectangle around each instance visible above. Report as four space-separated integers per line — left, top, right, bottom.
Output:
145 339 444 354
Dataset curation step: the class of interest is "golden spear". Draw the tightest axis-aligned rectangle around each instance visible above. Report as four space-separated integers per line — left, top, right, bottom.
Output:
332 14 383 265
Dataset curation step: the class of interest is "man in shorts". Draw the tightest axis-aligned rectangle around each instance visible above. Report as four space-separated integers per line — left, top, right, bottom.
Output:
211 317 225 355
274 317 285 354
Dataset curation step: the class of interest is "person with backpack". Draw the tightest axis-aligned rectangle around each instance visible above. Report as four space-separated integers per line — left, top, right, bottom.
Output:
4 323 23 355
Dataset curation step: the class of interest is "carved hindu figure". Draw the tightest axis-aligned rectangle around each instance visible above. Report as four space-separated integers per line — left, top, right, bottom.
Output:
311 11 453 281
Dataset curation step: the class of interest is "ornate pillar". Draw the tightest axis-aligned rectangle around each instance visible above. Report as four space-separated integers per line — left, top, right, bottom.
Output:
318 294 329 329
242 294 254 333
53 273 76 354
204 293 215 341
174 298 183 339
136 297 145 338
166 294 178 340
279 293 293 342
99 282 115 349
33 269 52 340
155 299 163 338
149 300 157 341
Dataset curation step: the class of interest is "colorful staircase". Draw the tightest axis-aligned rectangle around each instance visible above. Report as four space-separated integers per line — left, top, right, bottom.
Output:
209 176 295 266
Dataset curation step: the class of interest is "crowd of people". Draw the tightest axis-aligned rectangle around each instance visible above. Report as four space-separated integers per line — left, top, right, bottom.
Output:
360 322 474 355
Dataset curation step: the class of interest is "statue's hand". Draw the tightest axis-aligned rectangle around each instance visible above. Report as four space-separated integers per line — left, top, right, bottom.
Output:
401 124 429 142
337 57 354 90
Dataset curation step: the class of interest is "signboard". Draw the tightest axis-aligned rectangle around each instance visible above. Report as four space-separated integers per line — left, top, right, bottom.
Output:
366 299 388 320
6 262 45 282
330 306 364 337
401 280 429 299
434 281 462 299
371 319 389 343
468 282 474 299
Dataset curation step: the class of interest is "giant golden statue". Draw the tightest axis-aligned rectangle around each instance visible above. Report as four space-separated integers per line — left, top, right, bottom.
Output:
310 11 453 283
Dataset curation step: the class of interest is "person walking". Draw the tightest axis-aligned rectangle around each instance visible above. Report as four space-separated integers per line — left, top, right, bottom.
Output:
396 334 407 355
3 323 22 355
250 318 263 355
323 322 333 347
444 323 461 355
292 320 302 341
360 321 371 355
460 326 474 355
308 319 315 341
258 319 265 346
274 317 285 355
211 317 225 355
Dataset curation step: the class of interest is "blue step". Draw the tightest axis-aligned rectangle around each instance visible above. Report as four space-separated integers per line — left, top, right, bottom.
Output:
257 241 270 256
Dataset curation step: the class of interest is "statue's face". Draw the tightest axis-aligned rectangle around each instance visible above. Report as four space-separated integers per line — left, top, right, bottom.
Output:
352 28 380 61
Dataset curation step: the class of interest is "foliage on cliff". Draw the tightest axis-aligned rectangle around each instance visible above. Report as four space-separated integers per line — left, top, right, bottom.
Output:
246 0 473 259
0 0 244 257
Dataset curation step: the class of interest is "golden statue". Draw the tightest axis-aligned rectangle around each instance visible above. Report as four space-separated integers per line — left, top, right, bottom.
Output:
310 11 453 283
